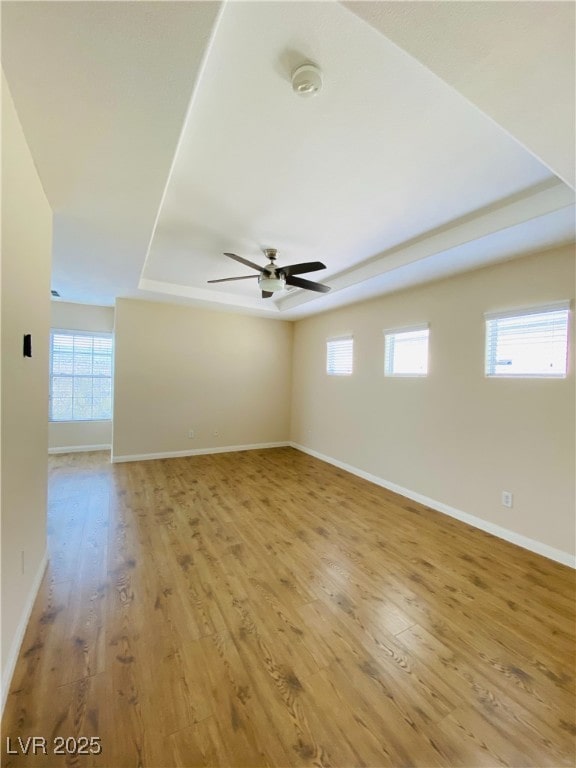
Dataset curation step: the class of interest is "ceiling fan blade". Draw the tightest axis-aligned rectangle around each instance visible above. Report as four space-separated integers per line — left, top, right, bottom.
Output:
223 252 266 273
207 275 259 284
280 261 326 277
261 290 274 298
286 275 331 293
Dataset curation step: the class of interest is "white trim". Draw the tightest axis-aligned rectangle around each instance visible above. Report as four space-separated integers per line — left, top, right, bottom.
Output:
484 300 571 320
137 278 281 314
48 444 111 455
383 322 429 335
326 333 353 341
112 441 289 464
2 551 48 715
51 328 113 339
290 442 575 569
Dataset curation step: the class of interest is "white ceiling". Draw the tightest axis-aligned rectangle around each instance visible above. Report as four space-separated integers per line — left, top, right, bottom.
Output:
346 0 576 188
2 1 574 320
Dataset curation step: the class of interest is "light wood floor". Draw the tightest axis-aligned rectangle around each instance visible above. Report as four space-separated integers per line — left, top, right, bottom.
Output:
2 448 575 767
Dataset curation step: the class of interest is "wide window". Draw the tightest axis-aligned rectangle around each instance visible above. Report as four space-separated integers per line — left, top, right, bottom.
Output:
485 303 570 378
50 331 114 421
326 336 353 376
384 325 429 376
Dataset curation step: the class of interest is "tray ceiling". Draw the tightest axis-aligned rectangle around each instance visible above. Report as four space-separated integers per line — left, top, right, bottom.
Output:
2 1 574 319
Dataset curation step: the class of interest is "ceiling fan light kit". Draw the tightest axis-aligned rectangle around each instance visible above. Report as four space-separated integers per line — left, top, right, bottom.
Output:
291 63 322 97
258 273 286 293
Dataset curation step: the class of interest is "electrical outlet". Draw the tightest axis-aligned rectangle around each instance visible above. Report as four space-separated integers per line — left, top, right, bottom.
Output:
188 430 194 439
501 491 513 508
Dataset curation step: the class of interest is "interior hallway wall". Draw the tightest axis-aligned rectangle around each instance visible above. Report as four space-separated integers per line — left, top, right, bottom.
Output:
1 72 52 702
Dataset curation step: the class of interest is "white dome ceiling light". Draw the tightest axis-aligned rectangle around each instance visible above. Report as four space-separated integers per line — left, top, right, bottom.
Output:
291 63 322 97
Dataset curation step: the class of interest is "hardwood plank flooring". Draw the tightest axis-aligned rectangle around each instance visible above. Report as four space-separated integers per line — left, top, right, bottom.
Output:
2 447 575 767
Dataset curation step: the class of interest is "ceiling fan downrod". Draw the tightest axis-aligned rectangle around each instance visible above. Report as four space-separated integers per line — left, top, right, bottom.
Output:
262 248 278 268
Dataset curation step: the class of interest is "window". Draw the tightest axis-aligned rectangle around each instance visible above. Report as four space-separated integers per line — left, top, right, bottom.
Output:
50 331 114 421
326 336 353 376
384 325 429 376
485 303 570 378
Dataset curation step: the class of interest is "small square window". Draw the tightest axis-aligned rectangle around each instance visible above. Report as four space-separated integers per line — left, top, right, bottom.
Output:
485 303 570 378
326 336 353 376
384 326 429 377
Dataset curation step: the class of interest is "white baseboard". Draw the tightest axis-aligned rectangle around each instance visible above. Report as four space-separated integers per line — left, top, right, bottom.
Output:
290 442 575 569
2 551 48 715
49 444 111 454
112 441 290 464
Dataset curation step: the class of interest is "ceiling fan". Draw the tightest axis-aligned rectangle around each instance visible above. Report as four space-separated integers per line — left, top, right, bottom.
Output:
208 249 331 298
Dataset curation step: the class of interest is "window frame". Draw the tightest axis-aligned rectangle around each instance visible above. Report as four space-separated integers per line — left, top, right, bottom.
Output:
383 324 430 378
326 334 354 377
484 301 570 379
49 329 114 422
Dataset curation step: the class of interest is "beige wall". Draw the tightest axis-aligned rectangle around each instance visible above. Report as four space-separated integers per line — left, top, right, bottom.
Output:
1 73 52 695
48 420 112 452
113 299 293 459
51 301 114 334
291 246 575 557
49 301 114 451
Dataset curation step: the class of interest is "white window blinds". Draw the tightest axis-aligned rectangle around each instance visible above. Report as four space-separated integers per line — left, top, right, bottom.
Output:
326 336 353 376
485 303 570 378
384 326 429 376
50 331 114 420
